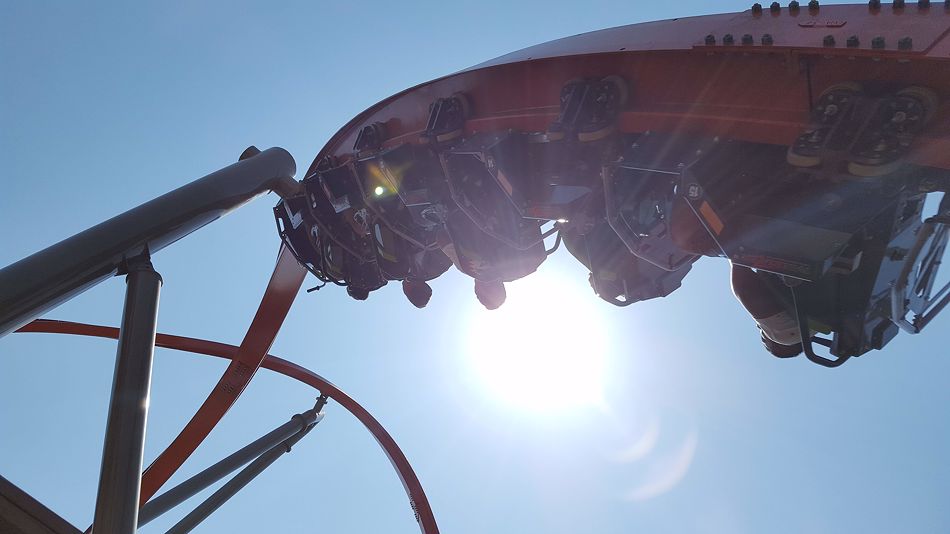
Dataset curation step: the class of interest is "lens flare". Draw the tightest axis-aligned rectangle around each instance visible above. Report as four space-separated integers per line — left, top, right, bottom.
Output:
466 270 610 413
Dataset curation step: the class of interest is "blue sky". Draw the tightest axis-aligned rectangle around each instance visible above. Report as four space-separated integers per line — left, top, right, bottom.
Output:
2 1 949 533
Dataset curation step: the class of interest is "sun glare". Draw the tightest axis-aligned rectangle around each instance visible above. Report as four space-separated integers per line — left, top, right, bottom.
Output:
466 270 611 413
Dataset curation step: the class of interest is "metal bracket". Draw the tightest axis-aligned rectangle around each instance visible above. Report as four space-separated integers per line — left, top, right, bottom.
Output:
890 199 950 334
547 77 626 142
354 122 387 154
789 283 851 368
421 94 469 144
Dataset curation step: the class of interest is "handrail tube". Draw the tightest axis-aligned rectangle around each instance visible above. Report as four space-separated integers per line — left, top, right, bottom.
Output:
0 147 297 337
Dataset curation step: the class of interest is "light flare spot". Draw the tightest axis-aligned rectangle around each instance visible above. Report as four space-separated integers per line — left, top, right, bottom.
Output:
466 271 610 413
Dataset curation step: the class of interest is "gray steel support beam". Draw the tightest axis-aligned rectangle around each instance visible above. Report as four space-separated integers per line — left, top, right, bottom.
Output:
0 147 297 338
91 259 162 534
138 408 324 527
164 411 324 534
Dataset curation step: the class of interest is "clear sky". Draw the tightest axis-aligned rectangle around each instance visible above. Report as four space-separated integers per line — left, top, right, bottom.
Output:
2 1 949 533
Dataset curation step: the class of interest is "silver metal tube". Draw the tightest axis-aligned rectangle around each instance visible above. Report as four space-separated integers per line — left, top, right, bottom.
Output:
91 260 162 534
165 423 318 534
138 410 323 527
0 147 296 337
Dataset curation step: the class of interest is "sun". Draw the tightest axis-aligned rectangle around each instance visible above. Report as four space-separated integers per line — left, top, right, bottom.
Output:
465 269 611 413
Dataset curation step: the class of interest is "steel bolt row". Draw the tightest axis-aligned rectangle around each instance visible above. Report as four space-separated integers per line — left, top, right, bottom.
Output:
703 32 915 50
758 0 939 10
870 0 939 7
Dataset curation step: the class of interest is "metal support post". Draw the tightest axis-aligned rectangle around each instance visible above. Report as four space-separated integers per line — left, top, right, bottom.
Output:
137 405 325 527
91 258 162 534
164 397 327 534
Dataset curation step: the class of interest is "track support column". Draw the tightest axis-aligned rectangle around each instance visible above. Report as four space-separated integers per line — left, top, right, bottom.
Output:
92 257 162 533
